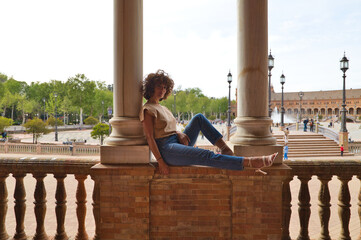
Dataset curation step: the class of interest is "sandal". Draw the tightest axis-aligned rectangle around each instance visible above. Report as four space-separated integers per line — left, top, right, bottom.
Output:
248 152 278 175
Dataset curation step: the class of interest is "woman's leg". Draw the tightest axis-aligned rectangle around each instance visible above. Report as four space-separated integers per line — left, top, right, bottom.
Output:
160 142 244 171
183 113 222 146
159 141 277 172
183 114 233 155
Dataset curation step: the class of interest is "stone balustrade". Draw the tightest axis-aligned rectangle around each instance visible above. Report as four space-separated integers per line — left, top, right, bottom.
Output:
0 154 360 239
0 143 100 156
348 142 361 155
283 159 361 240
0 155 99 240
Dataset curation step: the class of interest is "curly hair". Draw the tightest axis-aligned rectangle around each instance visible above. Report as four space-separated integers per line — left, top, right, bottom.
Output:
142 70 174 101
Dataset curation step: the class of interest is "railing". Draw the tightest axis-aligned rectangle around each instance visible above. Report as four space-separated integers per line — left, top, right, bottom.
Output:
317 125 339 143
349 142 361 155
0 156 99 240
1 153 360 239
0 143 100 156
283 159 361 240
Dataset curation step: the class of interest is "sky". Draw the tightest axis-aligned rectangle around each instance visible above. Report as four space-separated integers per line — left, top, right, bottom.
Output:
1 0 361 100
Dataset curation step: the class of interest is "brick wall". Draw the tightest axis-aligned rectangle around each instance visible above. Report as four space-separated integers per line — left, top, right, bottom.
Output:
92 164 290 240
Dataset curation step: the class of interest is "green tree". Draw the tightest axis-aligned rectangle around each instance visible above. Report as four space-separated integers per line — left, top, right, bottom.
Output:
91 123 110 145
25 82 51 104
93 87 113 121
45 93 61 116
3 78 27 95
0 117 13 133
60 96 75 125
24 118 50 144
84 116 99 125
0 90 14 117
17 95 37 124
66 74 96 125
0 73 8 83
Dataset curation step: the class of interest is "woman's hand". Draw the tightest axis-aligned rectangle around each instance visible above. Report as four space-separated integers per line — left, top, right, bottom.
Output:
158 160 170 175
177 132 190 146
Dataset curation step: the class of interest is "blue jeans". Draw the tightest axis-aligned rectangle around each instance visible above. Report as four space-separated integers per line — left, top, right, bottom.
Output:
284 152 288 160
155 113 244 171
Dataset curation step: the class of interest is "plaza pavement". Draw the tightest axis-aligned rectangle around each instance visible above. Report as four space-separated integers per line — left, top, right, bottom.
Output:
3 122 361 239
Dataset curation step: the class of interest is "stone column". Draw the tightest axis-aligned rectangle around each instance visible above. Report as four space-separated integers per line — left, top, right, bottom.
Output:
231 0 282 162
101 0 149 164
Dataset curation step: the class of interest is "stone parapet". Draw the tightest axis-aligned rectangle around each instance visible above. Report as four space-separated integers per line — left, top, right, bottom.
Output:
92 163 291 240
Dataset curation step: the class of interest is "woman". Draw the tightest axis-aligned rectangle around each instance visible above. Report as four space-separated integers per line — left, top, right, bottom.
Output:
140 70 277 175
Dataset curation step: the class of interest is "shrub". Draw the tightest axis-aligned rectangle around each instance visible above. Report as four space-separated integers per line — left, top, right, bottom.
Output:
0 116 13 132
84 116 99 125
46 116 64 127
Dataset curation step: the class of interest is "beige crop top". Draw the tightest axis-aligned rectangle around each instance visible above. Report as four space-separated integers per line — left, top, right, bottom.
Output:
139 102 177 139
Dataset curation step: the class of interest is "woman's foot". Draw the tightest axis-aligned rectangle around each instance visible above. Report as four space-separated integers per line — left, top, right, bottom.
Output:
244 153 278 174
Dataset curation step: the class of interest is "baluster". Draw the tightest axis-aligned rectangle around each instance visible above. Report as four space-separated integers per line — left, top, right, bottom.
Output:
33 173 48 240
282 176 293 240
337 175 352 240
13 173 27 240
357 175 361 240
54 174 68 240
0 173 9 240
317 175 332 240
297 175 311 240
91 175 100 240
75 174 89 240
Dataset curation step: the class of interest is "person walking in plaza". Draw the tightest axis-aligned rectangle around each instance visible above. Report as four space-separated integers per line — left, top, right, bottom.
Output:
310 119 314 132
340 144 344 157
284 143 288 160
303 118 309 132
140 70 278 175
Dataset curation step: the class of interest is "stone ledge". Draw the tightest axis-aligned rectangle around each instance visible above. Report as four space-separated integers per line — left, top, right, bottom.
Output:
91 163 291 178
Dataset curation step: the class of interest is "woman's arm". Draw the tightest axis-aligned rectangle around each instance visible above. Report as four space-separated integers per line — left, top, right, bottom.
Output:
176 131 190 146
142 110 170 175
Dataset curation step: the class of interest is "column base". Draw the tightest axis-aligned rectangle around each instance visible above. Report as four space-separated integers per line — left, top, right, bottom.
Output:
105 117 147 146
100 145 150 164
230 144 284 164
230 117 276 145
339 132 348 150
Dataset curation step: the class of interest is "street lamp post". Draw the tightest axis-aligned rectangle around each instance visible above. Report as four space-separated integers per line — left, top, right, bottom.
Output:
268 51 274 118
43 98 46 122
227 71 232 140
280 73 286 127
298 91 304 122
54 93 58 141
340 52 349 133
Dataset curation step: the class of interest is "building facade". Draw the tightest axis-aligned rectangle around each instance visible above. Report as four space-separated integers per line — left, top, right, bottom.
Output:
270 88 361 120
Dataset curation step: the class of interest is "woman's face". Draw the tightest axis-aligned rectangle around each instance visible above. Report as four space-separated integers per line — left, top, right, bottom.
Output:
153 82 167 100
